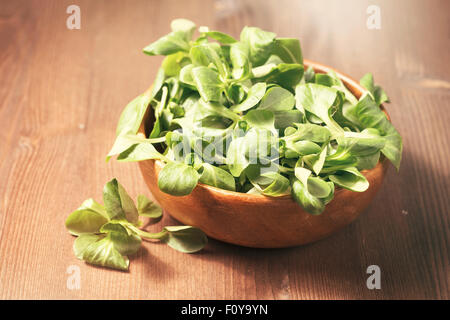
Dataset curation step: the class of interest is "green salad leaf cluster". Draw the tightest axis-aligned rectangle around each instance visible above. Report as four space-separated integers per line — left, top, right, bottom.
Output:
65 178 207 271
108 19 402 215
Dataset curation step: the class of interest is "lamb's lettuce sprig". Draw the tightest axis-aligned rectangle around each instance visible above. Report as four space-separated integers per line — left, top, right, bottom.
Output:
108 19 402 215
65 178 207 271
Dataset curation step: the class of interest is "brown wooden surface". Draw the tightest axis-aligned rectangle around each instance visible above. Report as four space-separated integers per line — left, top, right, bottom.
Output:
0 0 448 299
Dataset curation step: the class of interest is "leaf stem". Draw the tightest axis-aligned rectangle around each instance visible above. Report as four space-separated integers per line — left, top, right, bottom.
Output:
128 225 167 240
147 136 167 144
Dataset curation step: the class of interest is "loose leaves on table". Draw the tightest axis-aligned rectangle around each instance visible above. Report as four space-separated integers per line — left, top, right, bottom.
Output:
159 226 208 253
103 178 139 223
81 234 130 271
65 199 109 236
137 194 163 219
65 178 208 271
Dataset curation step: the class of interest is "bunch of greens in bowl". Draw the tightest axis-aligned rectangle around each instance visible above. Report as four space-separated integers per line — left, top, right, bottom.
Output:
108 19 402 215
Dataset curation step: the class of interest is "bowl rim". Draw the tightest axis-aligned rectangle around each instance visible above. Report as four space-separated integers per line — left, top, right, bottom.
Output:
140 59 389 201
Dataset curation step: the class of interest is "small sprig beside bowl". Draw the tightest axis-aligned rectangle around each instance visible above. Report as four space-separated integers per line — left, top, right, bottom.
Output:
65 178 207 271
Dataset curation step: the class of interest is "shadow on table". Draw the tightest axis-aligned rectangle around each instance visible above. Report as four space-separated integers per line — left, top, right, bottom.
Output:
131 245 175 283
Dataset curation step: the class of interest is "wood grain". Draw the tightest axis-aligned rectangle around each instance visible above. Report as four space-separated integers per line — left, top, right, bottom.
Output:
0 0 448 299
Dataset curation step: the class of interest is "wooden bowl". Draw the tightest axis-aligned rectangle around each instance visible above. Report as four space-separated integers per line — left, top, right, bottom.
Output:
138 60 390 248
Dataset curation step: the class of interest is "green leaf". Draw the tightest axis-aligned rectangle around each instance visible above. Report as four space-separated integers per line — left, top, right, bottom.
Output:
162 52 188 77
335 128 385 156
288 140 321 156
107 134 164 161
65 199 109 236
170 19 196 41
273 110 303 130
226 137 249 177
314 73 336 87
258 171 290 196
199 26 237 44
287 123 331 143
115 94 151 137
360 73 389 106
160 226 208 253
244 109 275 133
240 26 276 66
303 145 328 175
307 177 332 198
137 195 163 219
290 176 325 215
179 64 196 88
230 41 251 79
190 43 228 78
116 140 165 162
355 94 402 169
100 223 142 256
356 151 380 170
73 234 103 259
143 31 190 56
199 163 236 191
322 181 335 205
225 83 246 105
254 63 304 89
191 66 224 102
304 66 315 83
230 82 266 112
194 115 233 137
103 178 139 223
157 162 200 196
329 167 369 192
150 67 166 99
294 166 331 198
272 38 303 64
79 198 109 218
294 165 310 185
251 62 276 78
198 99 240 122
322 146 358 173
326 70 358 105
82 235 130 271
258 86 295 111
155 82 169 117
295 83 344 137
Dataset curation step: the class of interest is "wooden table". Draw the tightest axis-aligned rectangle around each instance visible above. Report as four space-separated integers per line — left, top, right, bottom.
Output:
0 0 448 300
